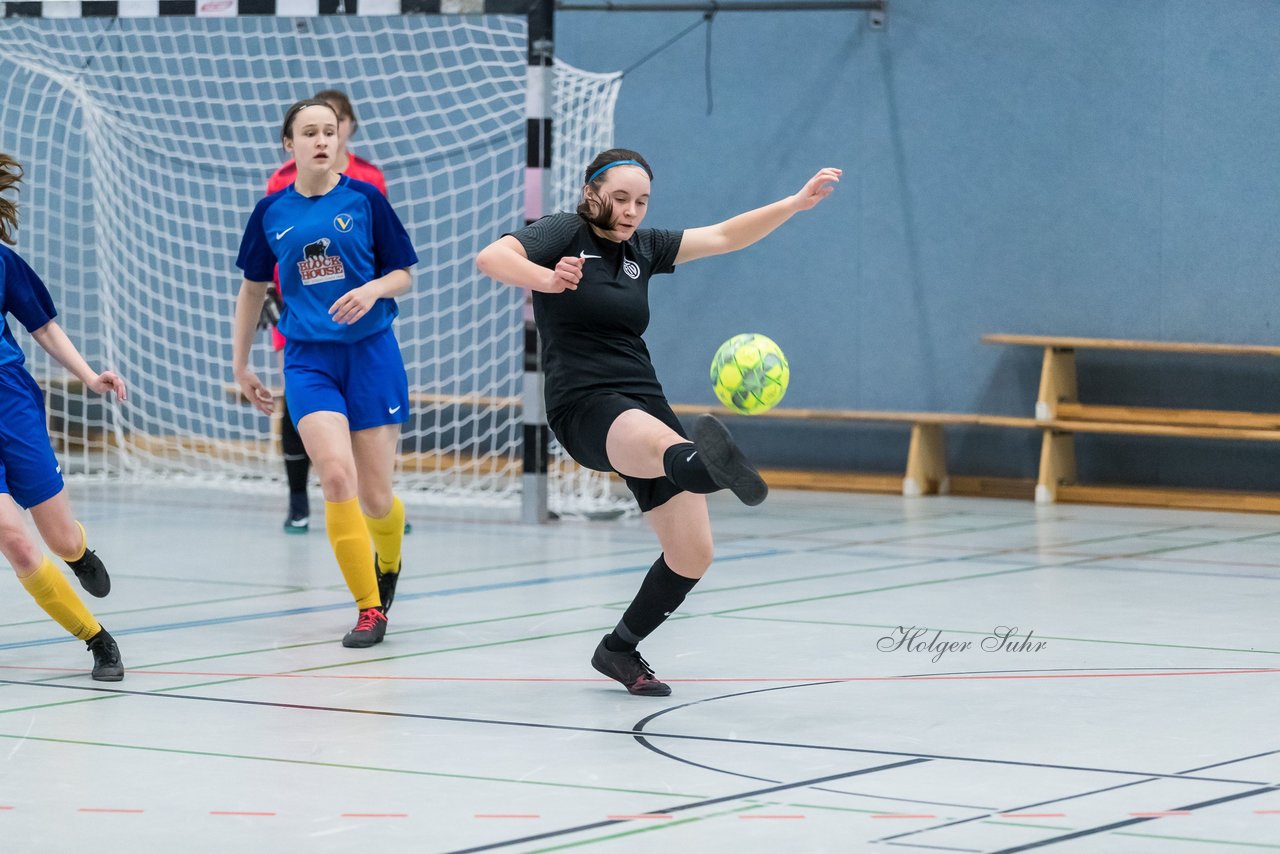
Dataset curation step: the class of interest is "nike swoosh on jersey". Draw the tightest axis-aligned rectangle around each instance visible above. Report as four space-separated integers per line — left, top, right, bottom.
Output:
578 250 602 260
686 451 697 463
276 226 295 240
389 406 402 414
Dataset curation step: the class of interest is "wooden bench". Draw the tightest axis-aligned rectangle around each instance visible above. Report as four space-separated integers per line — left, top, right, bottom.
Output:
224 385 1036 499
669 405 1038 497
985 334 1280 512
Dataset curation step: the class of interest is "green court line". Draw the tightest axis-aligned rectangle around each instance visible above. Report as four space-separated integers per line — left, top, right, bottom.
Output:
981 819 1078 831
709 565 1044 616
1111 830 1280 849
783 801 915 815
0 732 709 800
720 615 1280 657
0 588 310 631
526 803 761 852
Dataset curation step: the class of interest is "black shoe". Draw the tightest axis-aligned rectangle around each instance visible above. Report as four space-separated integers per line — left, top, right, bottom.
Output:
342 607 388 648
375 556 402 616
67 548 111 598
86 628 123 682
590 636 671 696
693 414 768 506
283 493 310 534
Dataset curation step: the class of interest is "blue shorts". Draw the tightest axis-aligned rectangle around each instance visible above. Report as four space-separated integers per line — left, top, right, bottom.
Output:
283 326 410 432
0 363 64 509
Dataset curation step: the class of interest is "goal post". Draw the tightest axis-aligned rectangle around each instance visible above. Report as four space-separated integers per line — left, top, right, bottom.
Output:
0 2 631 518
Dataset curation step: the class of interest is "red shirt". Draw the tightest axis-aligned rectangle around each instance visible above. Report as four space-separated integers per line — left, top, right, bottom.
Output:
265 152 388 350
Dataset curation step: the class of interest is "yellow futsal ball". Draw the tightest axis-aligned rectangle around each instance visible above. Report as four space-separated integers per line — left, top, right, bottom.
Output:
710 333 790 415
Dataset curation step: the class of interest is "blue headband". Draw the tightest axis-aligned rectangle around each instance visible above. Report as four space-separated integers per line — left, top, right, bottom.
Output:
587 159 645 184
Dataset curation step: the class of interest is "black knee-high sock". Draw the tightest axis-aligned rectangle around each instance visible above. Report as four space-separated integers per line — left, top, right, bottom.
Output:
280 398 311 505
662 442 719 494
605 554 700 652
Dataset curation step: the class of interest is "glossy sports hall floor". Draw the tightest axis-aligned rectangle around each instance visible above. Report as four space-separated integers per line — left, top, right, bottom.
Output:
0 484 1276 853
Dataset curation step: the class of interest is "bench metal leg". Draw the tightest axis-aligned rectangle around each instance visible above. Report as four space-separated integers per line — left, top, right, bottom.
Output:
905 423 948 496
1037 347 1078 420
1037 429 1076 503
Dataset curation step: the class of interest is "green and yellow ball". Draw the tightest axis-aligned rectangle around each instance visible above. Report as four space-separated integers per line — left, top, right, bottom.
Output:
710 333 790 415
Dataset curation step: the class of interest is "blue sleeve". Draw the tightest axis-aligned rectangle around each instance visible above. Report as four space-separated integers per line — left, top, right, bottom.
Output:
235 197 277 283
357 184 418 276
2 251 57 332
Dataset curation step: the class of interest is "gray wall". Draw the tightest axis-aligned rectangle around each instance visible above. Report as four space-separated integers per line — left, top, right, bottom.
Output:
557 0 1280 488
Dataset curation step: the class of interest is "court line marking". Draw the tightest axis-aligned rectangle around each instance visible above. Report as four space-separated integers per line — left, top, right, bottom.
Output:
0 678 1270 789
443 759 929 854
989 786 1280 853
0 549 780 651
0 731 708 800
721 614 1280 657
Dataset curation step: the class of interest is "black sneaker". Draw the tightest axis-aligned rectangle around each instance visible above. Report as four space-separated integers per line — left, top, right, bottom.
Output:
375 556 402 616
86 628 123 682
590 636 671 696
342 607 388 648
692 414 768 506
66 548 111 598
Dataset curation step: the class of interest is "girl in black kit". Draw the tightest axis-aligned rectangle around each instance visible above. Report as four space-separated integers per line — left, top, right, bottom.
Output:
477 149 840 695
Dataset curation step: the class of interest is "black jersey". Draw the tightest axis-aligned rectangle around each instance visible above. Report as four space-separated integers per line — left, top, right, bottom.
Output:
510 212 683 417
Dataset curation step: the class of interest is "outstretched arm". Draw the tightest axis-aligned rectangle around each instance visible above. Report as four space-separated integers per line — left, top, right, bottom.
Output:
476 236 582 294
29 320 127 401
674 167 841 266
232 278 274 415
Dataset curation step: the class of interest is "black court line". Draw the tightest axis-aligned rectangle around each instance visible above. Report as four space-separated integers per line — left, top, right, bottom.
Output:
883 843 984 853
443 758 931 853
876 748 1280 845
875 776 1159 844
630 681 995 812
0 678 1272 789
990 785 1279 852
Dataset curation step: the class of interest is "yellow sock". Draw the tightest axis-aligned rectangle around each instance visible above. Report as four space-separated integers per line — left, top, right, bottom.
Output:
326 498 380 610
19 557 101 641
365 495 404 575
56 521 88 563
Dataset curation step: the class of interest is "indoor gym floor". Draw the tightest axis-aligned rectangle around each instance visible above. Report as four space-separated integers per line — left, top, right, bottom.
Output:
0 483 1275 853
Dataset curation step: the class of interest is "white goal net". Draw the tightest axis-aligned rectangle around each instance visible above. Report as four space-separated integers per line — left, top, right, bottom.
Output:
0 13 628 515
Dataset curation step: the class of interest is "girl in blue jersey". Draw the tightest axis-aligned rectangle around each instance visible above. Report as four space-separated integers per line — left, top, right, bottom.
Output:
0 154 124 681
233 100 418 648
478 150 840 695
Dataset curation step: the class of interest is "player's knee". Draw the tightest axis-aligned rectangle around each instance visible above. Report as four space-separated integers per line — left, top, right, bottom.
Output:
44 524 83 560
359 489 392 519
0 525 42 574
315 463 357 501
669 538 714 576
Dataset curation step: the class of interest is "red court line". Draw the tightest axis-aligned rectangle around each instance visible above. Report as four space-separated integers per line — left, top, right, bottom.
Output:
739 814 805 820
341 813 408 818
1 665 1275 683
1256 810 1280 814
1129 811 1190 817
475 814 541 819
210 811 277 816
1000 813 1067 818
607 814 673 820
0 806 13 811
78 808 143 814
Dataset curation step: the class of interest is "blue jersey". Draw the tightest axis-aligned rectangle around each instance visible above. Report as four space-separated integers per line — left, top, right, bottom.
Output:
0 245 57 369
236 175 418 345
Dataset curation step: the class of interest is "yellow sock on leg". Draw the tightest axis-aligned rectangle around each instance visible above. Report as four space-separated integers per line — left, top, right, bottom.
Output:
56 521 88 563
19 557 101 641
326 498 380 610
365 495 405 575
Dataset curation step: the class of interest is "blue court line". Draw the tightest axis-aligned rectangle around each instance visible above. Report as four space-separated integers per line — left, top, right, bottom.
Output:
0 548 782 651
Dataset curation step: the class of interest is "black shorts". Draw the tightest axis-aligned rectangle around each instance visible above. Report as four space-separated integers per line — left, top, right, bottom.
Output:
549 392 689 512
